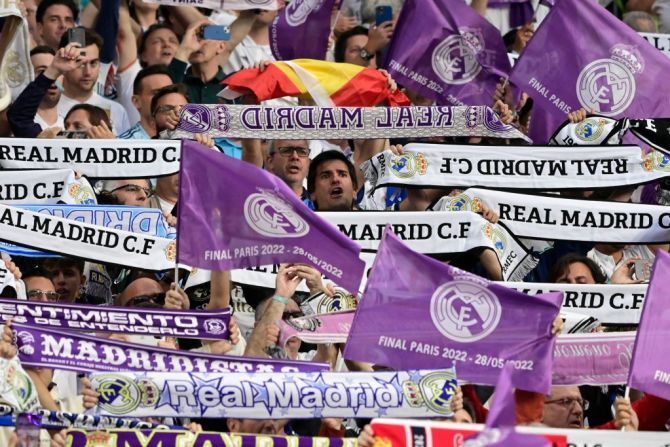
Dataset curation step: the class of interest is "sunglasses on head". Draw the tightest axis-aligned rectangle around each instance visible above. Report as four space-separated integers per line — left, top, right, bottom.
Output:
125 292 165 308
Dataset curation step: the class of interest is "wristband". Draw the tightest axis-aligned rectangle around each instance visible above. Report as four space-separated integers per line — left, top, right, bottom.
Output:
272 294 289 305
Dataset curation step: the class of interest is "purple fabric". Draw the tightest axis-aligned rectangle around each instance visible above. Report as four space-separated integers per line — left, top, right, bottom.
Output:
0 298 230 340
177 140 365 292
12 322 327 373
628 250 670 401
384 0 511 107
511 0 670 144
344 226 561 394
465 364 551 446
488 0 534 28
270 0 338 61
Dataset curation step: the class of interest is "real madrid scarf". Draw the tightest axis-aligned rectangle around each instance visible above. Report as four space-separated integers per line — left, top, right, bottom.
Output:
0 138 180 178
166 104 532 141
363 144 670 192
277 311 354 347
0 298 231 340
0 169 96 204
0 204 175 271
550 115 670 159
89 368 458 419
143 0 280 10
0 407 177 430
438 188 670 243
12 322 326 374
64 430 357 447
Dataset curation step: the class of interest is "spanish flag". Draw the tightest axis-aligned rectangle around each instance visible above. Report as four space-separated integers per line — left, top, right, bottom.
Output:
219 59 410 107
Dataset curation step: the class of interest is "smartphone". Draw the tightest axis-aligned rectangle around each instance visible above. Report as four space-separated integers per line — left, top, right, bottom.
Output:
56 130 88 139
201 25 230 41
375 5 393 25
633 260 652 282
67 27 86 47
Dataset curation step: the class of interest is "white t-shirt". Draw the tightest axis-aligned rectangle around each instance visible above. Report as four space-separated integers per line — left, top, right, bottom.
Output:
116 60 142 126
34 112 64 131
587 245 655 280
224 35 274 73
57 91 131 134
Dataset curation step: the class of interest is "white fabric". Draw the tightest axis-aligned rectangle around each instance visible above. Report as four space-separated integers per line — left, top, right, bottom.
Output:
116 60 142 126
57 91 131 134
224 35 274 74
655 0 670 33
587 244 655 280
34 112 64 131
156 195 175 215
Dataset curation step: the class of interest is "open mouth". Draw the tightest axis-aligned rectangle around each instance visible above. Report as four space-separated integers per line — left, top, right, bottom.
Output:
287 164 301 174
330 187 343 199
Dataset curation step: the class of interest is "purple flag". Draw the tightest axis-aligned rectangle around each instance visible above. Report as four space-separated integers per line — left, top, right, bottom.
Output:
464 364 551 447
343 226 561 394
628 250 670 400
177 140 365 292
510 0 670 144
385 0 511 107
270 0 338 61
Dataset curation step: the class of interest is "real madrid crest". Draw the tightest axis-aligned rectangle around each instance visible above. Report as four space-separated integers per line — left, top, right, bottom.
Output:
390 152 427 179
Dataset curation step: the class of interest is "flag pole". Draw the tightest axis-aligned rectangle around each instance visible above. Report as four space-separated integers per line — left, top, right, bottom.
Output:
620 386 630 432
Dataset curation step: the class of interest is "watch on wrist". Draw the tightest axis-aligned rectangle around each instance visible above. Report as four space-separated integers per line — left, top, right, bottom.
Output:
360 48 374 61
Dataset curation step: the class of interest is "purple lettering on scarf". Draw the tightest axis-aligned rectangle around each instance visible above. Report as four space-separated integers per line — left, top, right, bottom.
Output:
177 140 365 292
343 226 561 394
12 322 327 373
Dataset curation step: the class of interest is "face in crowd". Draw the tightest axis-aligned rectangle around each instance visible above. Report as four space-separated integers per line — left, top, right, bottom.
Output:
310 158 357 211
543 386 586 429
265 139 310 192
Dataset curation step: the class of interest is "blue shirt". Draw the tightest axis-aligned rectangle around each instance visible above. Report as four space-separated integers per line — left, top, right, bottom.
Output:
119 122 151 140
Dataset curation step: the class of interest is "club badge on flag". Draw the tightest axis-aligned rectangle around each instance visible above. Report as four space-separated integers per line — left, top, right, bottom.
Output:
385 0 510 107
270 0 338 61
344 226 562 394
628 250 670 401
510 0 670 143
177 140 365 292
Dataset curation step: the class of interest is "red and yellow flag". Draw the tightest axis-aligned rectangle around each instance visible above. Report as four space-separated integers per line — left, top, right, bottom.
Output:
220 59 410 107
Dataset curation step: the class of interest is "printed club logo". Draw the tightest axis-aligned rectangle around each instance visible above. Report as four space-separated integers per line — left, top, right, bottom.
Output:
177 104 211 133
483 224 507 259
165 240 176 262
402 370 458 415
644 152 670 172
445 195 481 213
575 117 608 142
68 183 97 205
432 28 484 85
15 331 35 356
576 44 644 116
204 318 227 335
285 0 325 26
317 288 357 313
430 280 502 343
244 189 309 238
96 374 141 415
390 152 427 179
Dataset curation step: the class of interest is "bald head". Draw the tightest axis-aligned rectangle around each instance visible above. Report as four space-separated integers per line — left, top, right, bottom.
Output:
117 278 163 306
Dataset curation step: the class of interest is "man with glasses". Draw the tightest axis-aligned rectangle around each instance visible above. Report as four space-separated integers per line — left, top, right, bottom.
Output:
23 266 60 303
265 139 313 208
98 180 152 207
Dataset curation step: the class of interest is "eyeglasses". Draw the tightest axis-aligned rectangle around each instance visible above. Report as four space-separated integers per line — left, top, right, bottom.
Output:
108 184 153 197
272 146 310 158
545 397 589 411
27 289 61 302
125 293 165 308
153 104 177 116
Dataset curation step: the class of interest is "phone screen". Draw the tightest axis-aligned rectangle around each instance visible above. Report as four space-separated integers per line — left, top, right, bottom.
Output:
375 6 393 25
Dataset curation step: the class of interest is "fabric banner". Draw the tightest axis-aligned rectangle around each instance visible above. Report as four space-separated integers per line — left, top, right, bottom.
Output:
12 322 325 373
277 311 353 347
90 368 457 418
554 332 634 386
142 0 280 10
363 144 670 191
439 187 670 243
502 282 646 325
64 430 356 447
299 289 358 315
639 32 670 58
324 210 536 282
270 0 337 61
344 227 562 394
0 356 40 414
0 169 96 205
0 204 175 258
168 104 531 141
0 298 231 340
510 0 670 144
628 250 670 401
385 0 511 107
178 140 365 292
0 407 176 430
0 204 175 271
369 419 670 447
0 138 180 178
